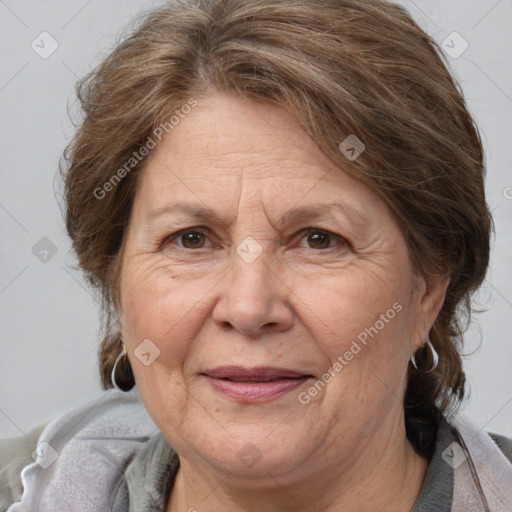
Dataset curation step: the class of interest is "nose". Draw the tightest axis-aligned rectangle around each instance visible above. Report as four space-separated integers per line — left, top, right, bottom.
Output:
212 249 294 336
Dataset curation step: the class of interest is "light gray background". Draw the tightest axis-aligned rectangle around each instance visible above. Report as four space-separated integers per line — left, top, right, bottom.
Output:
0 0 511 439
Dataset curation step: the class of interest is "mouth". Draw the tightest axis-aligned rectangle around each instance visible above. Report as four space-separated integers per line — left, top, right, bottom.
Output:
201 366 314 402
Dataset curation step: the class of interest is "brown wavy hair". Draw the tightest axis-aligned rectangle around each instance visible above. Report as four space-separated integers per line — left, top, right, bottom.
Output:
61 0 492 456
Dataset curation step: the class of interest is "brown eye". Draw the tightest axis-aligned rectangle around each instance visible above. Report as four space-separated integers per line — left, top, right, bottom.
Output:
305 230 333 249
179 230 207 249
160 227 214 252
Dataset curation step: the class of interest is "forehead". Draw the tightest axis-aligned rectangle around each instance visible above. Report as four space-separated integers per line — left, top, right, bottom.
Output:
133 91 386 223
147 92 334 178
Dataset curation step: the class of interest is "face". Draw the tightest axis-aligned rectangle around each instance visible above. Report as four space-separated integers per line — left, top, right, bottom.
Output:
119 91 446 484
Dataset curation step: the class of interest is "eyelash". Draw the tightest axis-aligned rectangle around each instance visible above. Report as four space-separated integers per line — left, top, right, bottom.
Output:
161 227 350 251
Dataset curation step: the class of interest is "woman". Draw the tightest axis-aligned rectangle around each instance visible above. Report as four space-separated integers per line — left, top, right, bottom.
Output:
2 0 512 510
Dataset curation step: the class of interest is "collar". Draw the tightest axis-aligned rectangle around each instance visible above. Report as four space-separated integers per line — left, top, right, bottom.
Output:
113 432 179 512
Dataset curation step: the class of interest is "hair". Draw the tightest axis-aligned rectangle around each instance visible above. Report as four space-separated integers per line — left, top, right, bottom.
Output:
62 0 492 457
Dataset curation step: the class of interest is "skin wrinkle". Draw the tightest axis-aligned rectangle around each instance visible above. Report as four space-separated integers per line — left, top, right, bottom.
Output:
118 91 449 512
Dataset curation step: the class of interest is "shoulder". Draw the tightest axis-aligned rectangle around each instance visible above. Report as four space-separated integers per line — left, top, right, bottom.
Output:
413 416 512 512
0 424 45 512
489 431 512 463
2 389 158 512
446 417 512 510
450 416 512 465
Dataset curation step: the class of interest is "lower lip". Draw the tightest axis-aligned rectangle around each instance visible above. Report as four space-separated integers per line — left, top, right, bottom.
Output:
203 376 310 402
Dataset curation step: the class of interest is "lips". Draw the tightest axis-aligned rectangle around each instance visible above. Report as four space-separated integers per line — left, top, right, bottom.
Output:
201 366 313 402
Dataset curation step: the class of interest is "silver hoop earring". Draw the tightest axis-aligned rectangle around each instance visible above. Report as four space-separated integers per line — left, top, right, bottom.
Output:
111 345 134 391
410 339 439 373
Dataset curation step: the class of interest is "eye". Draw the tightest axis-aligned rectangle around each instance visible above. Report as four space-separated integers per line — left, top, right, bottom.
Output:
298 229 347 250
164 228 211 249
161 227 347 252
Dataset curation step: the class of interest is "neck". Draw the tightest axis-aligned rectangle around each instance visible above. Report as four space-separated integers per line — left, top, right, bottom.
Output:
167 419 428 512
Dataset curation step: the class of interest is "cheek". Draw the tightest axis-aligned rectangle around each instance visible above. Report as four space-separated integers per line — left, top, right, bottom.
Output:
118 258 221 372
118 263 214 430
294 266 412 353
291 264 416 411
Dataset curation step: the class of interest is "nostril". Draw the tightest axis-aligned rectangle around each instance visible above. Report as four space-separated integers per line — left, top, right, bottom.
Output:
238 323 278 336
220 321 233 330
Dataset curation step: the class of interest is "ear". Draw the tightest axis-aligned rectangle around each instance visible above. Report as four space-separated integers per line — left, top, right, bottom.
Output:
411 274 450 350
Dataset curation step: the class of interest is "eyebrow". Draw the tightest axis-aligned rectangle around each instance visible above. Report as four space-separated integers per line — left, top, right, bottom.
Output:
145 201 366 230
146 202 223 223
274 202 366 229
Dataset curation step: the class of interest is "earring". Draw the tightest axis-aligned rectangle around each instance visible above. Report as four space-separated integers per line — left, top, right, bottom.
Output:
410 338 439 373
111 345 135 391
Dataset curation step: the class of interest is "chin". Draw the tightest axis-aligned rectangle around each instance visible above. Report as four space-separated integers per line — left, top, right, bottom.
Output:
184 422 312 480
